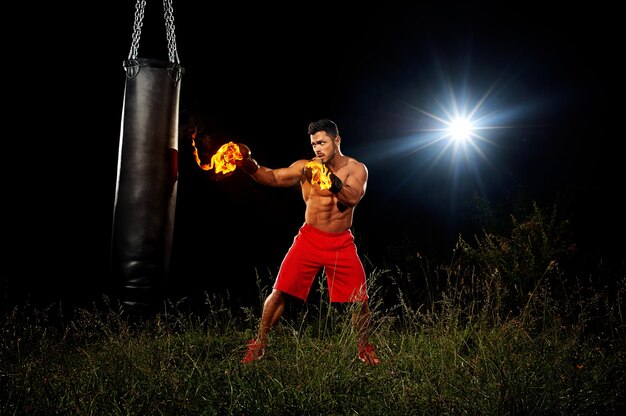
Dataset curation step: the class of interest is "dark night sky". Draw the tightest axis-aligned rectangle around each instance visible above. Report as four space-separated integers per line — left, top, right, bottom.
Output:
9 2 623 311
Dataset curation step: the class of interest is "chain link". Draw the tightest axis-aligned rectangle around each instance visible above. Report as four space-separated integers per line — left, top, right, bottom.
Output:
127 0 180 64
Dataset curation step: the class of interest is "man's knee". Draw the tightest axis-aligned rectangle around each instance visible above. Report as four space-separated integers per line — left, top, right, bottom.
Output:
265 289 284 305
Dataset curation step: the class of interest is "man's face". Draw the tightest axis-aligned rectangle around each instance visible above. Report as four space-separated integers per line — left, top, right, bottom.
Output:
310 132 337 162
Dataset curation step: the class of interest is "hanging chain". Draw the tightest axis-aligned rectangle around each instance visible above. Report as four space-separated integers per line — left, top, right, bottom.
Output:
128 0 146 60
163 0 180 64
127 0 180 64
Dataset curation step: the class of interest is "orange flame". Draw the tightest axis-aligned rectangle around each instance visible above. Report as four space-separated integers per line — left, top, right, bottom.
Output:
305 159 332 190
191 133 243 175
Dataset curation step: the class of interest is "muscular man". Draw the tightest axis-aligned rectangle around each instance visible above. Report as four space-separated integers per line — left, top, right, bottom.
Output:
237 118 380 365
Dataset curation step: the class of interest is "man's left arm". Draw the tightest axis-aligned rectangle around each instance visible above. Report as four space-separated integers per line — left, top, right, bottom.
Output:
332 163 368 207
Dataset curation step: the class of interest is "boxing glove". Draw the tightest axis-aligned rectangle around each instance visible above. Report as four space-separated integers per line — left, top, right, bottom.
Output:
236 143 259 174
302 160 343 194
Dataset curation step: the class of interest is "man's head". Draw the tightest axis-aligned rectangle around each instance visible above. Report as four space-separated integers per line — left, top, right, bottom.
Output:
308 119 341 162
308 119 339 138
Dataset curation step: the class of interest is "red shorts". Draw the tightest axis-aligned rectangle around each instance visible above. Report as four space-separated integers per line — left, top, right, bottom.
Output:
273 223 368 302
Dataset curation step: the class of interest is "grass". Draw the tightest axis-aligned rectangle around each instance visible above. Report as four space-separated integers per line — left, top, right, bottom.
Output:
2 203 625 415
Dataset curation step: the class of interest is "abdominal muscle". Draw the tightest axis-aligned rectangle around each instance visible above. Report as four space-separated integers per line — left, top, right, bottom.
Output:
302 182 354 233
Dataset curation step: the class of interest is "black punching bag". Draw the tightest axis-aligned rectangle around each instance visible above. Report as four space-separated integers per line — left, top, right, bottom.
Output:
111 1 183 318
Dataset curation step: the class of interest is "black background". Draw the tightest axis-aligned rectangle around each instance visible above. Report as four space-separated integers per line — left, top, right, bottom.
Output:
8 2 622 312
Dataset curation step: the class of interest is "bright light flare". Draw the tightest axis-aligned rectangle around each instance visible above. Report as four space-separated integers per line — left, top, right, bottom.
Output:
350 52 544 218
357 68 529 200
403 82 508 170
447 117 474 142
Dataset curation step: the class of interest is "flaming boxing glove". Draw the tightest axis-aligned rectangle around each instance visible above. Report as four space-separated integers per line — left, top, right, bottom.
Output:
236 143 259 174
302 160 343 194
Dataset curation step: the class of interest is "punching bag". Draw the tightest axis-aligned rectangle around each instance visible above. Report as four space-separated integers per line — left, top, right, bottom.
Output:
111 0 183 318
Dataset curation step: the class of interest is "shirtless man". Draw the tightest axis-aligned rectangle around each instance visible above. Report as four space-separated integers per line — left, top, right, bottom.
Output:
237 119 380 365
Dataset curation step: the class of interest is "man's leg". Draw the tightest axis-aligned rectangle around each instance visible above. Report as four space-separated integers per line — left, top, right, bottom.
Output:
352 300 372 348
242 289 285 363
352 301 381 365
258 289 285 345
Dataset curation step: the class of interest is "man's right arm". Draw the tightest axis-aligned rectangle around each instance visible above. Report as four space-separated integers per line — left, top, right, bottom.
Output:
237 143 304 187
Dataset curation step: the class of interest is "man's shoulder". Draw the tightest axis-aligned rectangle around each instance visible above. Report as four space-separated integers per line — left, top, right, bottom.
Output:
290 159 311 169
346 157 367 172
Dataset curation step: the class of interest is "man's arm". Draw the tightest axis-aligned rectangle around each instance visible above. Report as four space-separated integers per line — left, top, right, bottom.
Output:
334 162 368 207
251 161 307 187
236 143 305 187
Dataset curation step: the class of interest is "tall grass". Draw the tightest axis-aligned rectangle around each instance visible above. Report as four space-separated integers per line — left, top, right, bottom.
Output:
1 203 624 415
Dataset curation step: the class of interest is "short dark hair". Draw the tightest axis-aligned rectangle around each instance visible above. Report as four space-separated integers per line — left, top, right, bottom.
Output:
308 119 339 138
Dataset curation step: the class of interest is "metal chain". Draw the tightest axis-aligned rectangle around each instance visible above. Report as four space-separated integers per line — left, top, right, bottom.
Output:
127 0 180 64
163 0 180 64
128 0 147 60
